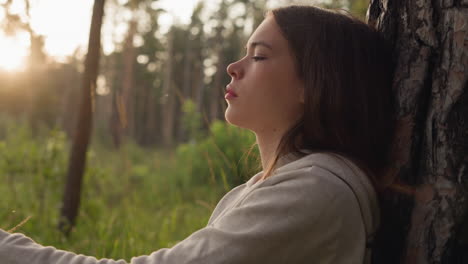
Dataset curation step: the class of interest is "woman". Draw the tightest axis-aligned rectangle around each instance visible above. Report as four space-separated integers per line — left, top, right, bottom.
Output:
0 5 395 264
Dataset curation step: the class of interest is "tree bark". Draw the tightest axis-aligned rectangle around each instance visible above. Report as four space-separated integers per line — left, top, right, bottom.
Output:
368 1 468 263
59 0 105 236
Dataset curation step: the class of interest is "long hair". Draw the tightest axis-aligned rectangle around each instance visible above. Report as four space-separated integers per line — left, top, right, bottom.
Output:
259 5 396 193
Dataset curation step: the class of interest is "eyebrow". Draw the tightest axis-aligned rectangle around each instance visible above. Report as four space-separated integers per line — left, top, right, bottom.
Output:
244 41 273 50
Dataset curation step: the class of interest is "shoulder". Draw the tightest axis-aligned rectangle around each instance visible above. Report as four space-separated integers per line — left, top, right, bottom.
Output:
266 151 380 242
256 161 362 211
265 152 367 194
236 162 366 249
271 152 376 199
239 152 362 211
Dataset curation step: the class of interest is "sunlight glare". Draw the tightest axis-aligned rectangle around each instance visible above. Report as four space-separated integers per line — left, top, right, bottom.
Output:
0 0 224 65
0 32 29 71
29 0 93 61
0 6 4 21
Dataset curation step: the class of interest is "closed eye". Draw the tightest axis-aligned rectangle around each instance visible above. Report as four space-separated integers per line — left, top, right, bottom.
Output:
251 56 266 61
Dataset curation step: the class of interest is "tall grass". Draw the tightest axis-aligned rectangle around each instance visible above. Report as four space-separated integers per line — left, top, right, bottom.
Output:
0 116 258 261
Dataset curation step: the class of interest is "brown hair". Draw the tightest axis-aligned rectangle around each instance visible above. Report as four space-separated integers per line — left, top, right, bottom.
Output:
258 5 396 193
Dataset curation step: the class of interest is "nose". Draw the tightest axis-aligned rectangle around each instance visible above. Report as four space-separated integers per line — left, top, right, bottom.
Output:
226 59 243 79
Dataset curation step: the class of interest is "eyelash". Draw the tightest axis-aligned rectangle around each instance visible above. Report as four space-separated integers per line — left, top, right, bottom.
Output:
251 56 266 61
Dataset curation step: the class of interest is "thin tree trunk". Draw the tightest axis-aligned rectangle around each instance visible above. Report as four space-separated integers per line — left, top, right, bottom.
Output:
111 91 123 147
177 38 193 142
104 54 118 146
58 0 105 235
209 27 225 122
195 61 205 113
368 1 468 263
162 30 176 147
120 12 137 140
144 85 158 145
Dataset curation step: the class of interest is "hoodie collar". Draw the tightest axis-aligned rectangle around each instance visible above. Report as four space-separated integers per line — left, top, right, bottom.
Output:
247 151 380 248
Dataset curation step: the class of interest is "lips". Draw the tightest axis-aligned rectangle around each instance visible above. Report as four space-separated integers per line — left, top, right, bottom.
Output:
225 85 238 97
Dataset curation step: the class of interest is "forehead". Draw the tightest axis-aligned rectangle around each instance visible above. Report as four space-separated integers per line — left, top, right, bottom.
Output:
247 16 288 51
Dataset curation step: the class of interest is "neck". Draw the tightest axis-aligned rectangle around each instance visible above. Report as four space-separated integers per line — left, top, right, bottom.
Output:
255 128 284 171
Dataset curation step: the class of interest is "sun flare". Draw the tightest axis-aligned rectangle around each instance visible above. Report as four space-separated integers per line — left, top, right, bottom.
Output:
0 0 216 71
0 32 29 71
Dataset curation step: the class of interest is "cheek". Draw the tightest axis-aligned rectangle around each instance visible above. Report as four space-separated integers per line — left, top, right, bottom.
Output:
224 90 273 130
224 95 263 124
227 85 300 128
261 71 304 121
225 62 302 129
260 68 301 109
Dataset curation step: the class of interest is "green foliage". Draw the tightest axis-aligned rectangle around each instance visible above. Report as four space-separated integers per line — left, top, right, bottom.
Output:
0 118 68 236
0 120 260 261
181 99 204 141
175 120 259 191
319 0 369 20
348 0 368 20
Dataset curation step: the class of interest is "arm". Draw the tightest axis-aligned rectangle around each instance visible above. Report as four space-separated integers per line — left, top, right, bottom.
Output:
0 229 127 264
0 166 365 264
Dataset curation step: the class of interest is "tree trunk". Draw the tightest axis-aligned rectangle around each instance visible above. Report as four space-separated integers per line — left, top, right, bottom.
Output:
368 1 468 263
177 36 193 142
209 26 225 123
121 17 137 137
194 60 208 131
59 0 105 236
161 30 176 147
144 85 158 145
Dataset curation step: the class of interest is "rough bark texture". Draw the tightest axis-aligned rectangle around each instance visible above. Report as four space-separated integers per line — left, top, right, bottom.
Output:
368 0 468 263
59 0 105 235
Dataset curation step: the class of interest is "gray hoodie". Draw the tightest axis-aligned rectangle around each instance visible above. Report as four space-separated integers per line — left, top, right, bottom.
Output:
0 152 379 264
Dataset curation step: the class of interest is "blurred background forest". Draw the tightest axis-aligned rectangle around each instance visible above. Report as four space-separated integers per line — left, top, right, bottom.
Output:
0 0 368 260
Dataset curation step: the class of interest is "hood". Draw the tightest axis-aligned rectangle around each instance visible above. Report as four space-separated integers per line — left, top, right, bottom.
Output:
272 150 380 246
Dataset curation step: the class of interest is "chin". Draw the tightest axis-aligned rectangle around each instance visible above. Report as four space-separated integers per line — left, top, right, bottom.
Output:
225 107 244 127
224 107 239 125
224 107 255 131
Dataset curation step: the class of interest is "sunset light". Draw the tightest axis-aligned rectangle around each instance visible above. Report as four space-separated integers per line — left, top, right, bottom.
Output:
0 32 29 71
0 0 217 67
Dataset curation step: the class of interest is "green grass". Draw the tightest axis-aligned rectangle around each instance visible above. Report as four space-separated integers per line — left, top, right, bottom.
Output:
0 119 259 261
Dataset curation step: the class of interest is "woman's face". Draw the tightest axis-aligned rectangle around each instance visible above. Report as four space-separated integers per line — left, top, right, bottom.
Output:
225 16 304 134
